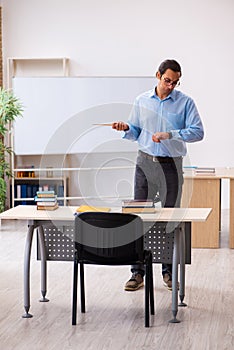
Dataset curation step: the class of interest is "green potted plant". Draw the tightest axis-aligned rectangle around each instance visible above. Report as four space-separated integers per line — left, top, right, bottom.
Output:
0 87 23 212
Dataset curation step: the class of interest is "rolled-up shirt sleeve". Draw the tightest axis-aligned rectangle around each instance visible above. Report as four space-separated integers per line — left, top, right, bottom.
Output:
171 98 204 142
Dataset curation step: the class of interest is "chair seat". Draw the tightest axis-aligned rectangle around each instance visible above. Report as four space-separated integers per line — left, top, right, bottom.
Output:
72 212 155 327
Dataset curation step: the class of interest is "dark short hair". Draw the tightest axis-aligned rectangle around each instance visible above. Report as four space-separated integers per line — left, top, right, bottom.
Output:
158 59 182 76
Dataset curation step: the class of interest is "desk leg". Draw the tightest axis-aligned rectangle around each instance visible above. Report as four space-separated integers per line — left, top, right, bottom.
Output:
22 225 34 318
37 226 49 302
179 223 187 307
169 227 180 323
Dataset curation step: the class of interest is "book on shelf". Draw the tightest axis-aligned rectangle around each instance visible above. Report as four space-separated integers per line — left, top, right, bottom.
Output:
20 184 27 205
16 185 21 198
27 185 33 198
32 185 39 197
48 185 56 192
56 185 65 206
57 185 64 197
20 184 27 198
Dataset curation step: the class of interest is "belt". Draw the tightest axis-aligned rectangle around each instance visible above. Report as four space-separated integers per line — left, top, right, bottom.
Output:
138 150 182 163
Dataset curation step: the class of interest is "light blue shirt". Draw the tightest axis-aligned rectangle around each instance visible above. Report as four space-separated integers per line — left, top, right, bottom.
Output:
123 86 204 157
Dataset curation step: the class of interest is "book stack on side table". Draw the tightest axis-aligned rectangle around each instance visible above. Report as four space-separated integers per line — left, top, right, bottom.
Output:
34 190 58 210
195 167 216 175
122 199 155 213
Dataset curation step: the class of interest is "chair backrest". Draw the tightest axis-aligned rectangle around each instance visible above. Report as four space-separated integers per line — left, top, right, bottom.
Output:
74 212 144 265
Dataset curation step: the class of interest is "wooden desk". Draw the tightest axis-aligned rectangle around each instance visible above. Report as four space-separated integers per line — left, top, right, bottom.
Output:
0 205 211 324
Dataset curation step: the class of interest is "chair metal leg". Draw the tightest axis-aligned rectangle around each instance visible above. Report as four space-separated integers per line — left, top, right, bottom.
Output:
169 229 180 323
179 223 187 307
149 255 155 315
80 263 85 313
145 260 150 327
72 258 78 325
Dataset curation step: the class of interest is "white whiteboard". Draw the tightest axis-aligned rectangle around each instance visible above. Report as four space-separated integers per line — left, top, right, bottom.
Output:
12 76 156 155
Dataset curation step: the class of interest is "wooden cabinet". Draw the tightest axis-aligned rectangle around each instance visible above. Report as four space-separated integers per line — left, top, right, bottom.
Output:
182 176 221 248
230 179 234 248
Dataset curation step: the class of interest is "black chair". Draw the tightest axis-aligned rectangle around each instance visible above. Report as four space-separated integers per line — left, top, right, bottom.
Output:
72 212 155 327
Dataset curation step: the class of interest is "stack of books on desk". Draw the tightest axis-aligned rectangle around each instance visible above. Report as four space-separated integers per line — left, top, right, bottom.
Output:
34 190 58 210
122 199 155 213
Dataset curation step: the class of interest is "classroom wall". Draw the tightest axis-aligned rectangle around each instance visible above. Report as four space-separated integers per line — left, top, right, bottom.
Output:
2 0 234 166
1 0 234 207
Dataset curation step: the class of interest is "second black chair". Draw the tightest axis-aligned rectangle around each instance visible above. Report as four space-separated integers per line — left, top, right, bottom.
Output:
72 212 155 327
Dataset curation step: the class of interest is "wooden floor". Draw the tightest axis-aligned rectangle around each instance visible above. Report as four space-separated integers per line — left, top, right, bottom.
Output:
0 211 234 350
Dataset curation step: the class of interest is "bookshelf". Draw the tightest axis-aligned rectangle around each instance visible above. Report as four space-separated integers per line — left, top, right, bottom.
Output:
7 57 69 208
7 57 69 88
11 163 135 208
11 161 68 206
12 174 67 207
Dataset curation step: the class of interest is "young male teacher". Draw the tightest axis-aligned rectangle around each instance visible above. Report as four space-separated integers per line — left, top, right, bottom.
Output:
112 59 204 291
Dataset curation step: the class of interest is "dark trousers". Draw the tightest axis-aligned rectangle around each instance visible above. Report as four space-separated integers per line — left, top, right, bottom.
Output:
131 151 184 276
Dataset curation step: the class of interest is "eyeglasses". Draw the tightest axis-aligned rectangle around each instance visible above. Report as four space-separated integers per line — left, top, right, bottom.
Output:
161 75 180 88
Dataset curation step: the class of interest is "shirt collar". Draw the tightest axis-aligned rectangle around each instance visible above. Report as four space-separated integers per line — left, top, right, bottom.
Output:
150 85 176 101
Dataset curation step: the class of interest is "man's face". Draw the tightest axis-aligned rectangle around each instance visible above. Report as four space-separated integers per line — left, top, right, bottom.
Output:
156 68 181 96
